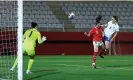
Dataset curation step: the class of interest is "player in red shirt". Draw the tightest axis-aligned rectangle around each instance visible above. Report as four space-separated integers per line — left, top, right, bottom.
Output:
84 15 105 68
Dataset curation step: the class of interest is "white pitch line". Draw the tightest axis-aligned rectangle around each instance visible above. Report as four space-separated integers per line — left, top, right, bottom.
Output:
56 64 89 67
55 64 133 71
113 68 133 71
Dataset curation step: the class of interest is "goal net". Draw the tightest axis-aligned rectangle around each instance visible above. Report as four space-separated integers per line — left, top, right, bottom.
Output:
0 0 23 80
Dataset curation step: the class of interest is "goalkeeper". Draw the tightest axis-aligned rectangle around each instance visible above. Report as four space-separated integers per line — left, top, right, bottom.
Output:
10 22 46 74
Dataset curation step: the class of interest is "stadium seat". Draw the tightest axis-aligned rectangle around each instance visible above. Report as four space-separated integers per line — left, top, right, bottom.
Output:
81 11 86 15
97 7 102 11
128 4 132 8
99 3 104 7
107 8 112 11
83 7 87 11
86 11 90 15
125 12 130 16
88 7 92 11
81 24 86 28
29 14 34 18
75 24 81 28
84 3 88 7
130 16 133 20
74 2 79 6
79 3 84 6
108 4 114 7
110 12 115 15
112 8 117 11
92 7 97 11
100 12 106 15
0 1 132 30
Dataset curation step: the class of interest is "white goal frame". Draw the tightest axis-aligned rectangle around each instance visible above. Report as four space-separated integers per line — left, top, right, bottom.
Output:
17 0 23 80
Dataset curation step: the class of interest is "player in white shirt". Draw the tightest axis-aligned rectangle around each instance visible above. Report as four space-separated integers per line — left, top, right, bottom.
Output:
103 16 119 54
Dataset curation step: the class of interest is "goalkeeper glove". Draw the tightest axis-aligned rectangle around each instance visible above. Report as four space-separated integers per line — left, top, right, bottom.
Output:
42 36 47 42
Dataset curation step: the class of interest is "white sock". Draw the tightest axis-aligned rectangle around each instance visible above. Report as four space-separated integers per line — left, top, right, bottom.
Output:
92 63 95 65
26 70 29 72
11 67 15 70
10 68 14 71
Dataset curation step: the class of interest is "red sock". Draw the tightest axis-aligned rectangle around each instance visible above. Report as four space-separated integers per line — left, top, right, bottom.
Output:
92 52 98 63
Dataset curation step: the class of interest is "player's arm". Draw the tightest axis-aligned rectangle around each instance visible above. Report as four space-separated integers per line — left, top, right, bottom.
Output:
84 32 90 37
84 28 94 37
103 24 108 27
110 32 117 42
101 27 104 37
101 21 112 28
37 32 46 44
102 31 104 37
101 24 108 28
110 25 119 42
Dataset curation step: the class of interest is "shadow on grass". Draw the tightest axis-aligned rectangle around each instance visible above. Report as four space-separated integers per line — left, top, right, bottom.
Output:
32 68 57 73
24 69 61 80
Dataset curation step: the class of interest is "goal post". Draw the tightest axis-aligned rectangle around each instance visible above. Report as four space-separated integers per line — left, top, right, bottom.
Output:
17 0 23 80
0 0 23 80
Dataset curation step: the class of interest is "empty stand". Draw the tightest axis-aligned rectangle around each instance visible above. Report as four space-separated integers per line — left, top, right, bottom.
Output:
60 1 133 29
23 1 63 28
0 1 132 31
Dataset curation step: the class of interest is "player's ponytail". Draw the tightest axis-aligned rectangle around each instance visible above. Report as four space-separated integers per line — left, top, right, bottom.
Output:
113 16 119 23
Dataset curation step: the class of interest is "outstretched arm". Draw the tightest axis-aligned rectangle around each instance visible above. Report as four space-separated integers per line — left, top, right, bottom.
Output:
84 32 90 37
84 28 95 37
101 24 108 28
110 32 118 42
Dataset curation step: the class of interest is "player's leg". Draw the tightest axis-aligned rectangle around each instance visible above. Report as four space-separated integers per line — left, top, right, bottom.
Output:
104 36 111 55
105 41 110 55
26 49 35 74
10 47 26 71
26 55 34 74
10 57 18 71
92 42 99 68
98 42 105 58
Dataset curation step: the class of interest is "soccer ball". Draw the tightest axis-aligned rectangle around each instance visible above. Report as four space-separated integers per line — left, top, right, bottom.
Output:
68 12 75 19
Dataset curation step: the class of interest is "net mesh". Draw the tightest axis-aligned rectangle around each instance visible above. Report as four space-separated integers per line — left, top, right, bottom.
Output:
0 1 17 80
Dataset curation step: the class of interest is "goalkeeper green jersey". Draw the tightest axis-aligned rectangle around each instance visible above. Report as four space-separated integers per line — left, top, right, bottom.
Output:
23 28 43 47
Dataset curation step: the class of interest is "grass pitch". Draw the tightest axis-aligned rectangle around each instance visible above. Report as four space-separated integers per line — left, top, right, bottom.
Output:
23 55 133 80
0 55 133 80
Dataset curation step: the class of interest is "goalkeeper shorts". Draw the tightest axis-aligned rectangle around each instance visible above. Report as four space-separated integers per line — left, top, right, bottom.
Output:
23 45 35 56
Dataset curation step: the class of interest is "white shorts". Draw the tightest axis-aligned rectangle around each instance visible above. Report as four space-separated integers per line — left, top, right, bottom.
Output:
93 41 104 47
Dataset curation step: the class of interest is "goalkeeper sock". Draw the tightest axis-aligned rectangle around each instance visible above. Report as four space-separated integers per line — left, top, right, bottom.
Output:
27 59 34 71
11 57 18 70
92 52 98 63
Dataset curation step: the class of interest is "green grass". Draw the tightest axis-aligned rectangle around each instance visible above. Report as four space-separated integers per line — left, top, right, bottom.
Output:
1 55 133 80
0 56 17 80
23 56 133 80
